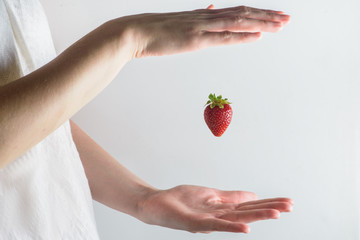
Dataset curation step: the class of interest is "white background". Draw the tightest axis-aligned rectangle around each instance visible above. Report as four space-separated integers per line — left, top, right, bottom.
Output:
40 0 360 239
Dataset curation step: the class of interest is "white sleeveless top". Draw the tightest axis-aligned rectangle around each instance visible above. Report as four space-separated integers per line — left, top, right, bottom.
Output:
0 0 100 239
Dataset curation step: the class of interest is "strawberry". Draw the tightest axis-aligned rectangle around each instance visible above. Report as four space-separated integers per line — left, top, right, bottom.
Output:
204 93 233 137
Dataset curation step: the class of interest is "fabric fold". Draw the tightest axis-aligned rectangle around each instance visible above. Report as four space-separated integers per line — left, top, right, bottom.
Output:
0 0 100 239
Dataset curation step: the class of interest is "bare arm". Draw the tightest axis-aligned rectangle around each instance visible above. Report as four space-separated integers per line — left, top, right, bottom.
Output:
0 21 132 168
0 6 290 168
70 120 156 217
70 120 293 233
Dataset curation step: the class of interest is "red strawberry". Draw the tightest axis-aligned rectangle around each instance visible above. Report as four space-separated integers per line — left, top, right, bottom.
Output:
204 93 233 137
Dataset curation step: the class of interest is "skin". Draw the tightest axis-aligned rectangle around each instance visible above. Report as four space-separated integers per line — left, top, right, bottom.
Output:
0 4 292 234
70 120 293 234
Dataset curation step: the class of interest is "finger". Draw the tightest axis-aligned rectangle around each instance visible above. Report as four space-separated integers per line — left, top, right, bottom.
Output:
203 5 286 16
206 7 290 23
250 10 290 23
236 201 293 212
219 209 280 223
205 17 284 33
215 200 292 212
215 190 258 204
196 218 250 233
200 32 262 48
207 4 215 10
179 6 288 26
230 10 290 23
236 197 294 208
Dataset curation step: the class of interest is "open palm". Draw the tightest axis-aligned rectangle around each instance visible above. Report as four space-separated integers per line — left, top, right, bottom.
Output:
137 185 293 233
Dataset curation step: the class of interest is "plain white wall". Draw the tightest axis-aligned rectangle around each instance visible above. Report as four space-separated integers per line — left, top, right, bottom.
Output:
40 0 360 239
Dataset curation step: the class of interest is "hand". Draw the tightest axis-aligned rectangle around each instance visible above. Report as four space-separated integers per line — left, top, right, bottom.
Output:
136 185 293 233
114 5 290 58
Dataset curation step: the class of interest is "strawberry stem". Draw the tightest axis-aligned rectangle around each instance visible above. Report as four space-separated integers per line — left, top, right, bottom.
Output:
205 93 231 109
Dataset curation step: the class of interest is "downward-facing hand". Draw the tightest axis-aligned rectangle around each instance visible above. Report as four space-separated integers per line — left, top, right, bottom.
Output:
111 4 290 58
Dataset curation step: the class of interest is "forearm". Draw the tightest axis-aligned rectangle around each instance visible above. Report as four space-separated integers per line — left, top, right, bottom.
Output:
70 120 156 217
0 20 133 168
0 6 290 168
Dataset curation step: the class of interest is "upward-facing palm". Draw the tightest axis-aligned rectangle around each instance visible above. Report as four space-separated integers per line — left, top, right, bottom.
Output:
137 185 293 233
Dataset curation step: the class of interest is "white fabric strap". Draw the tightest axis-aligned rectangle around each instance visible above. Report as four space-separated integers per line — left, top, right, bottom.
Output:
1 0 56 80
0 0 22 85
0 1 100 238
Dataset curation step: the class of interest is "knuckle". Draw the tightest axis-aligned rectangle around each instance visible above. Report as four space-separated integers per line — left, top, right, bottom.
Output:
221 31 232 40
261 19 272 27
240 6 250 15
231 15 244 24
266 12 277 20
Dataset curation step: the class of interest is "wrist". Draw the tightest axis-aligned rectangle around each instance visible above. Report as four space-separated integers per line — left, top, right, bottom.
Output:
104 17 143 61
133 184 159 219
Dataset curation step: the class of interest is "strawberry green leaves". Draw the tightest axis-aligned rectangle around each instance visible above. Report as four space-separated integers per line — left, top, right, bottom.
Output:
205 93 231 109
